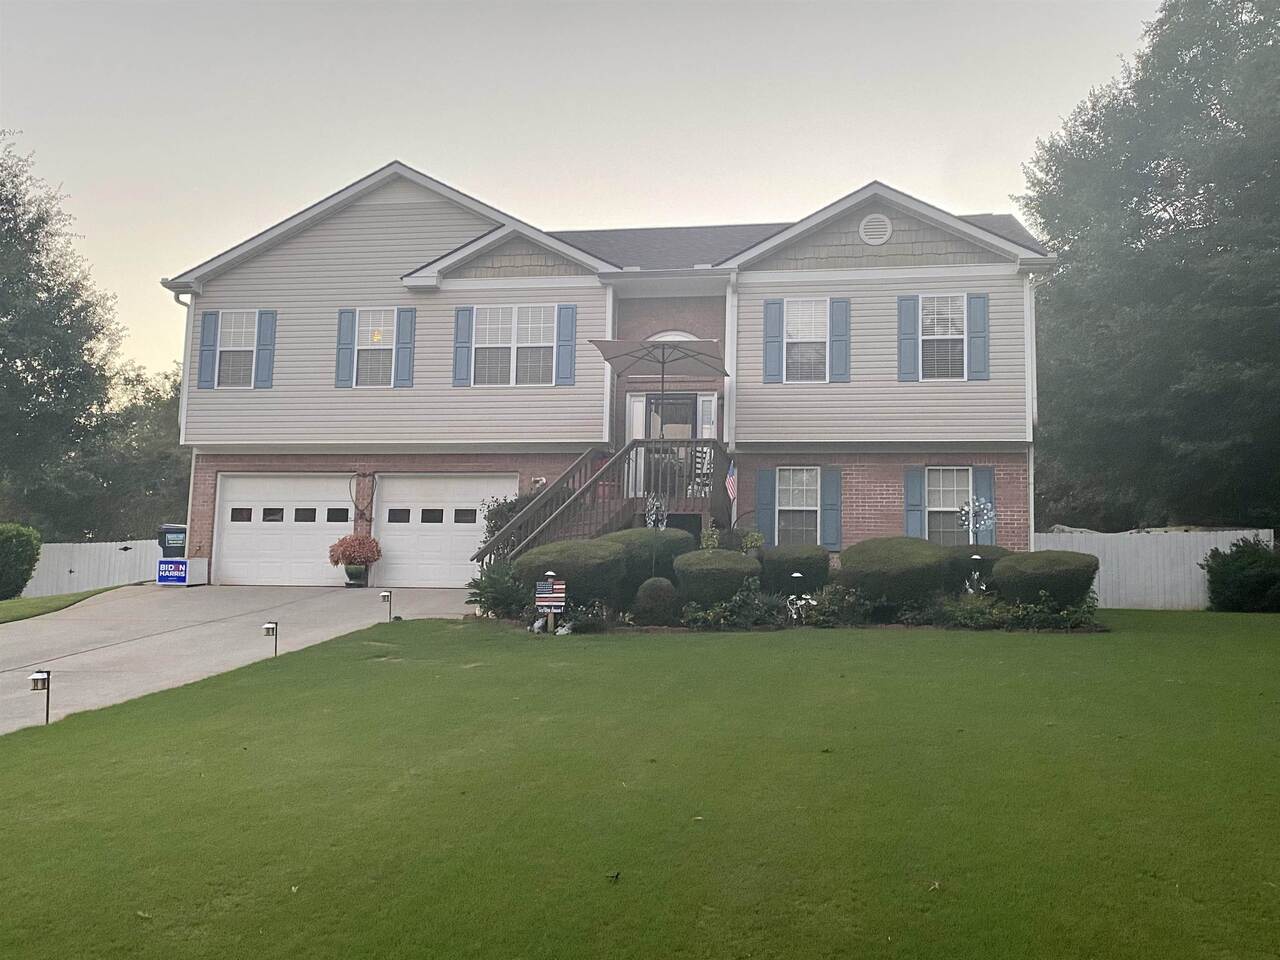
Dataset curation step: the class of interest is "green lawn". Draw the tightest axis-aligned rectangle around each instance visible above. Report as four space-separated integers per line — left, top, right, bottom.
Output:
0 586 116 624
2 611 1279 959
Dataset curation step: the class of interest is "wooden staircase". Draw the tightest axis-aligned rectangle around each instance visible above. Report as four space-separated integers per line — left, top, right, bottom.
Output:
472 439 733 565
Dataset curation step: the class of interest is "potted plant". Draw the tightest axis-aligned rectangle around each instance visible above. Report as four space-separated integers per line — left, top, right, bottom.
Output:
328 534 381 587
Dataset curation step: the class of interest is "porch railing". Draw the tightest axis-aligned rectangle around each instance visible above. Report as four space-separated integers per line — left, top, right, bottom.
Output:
480 438 731 562
471 446 609 566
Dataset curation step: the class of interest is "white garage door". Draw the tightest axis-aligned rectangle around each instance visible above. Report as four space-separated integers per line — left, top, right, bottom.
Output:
373 474 519 587
214 474 355 586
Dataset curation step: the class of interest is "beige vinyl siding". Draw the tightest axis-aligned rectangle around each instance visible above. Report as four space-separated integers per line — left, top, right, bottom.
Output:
749 201 1009 271
184 178 606 445
447 237 593 278
735 271 1028 442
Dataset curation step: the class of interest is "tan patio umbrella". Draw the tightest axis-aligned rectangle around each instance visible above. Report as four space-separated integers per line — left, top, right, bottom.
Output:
589 339 727 438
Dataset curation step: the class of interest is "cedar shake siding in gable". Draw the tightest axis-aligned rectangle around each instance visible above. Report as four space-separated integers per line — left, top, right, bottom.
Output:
734 270 1028 443
747 201 1009 271
184 179 607 445
446 237 594 278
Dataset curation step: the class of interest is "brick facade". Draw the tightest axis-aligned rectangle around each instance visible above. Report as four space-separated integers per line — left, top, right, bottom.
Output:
187 451 585 560
732 449 1031 551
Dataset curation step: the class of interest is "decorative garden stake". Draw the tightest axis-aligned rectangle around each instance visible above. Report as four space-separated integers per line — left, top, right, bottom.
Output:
644 494 668 530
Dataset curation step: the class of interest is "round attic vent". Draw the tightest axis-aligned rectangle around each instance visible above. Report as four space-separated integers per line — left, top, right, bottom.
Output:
859 213 893 246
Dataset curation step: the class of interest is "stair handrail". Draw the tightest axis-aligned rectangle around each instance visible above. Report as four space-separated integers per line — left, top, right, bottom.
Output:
504 438 731 561
471 444 608 564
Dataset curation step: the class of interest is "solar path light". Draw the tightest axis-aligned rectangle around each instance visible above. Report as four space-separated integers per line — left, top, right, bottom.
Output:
29 670 51 725
380 590 393 622
262 621 278 657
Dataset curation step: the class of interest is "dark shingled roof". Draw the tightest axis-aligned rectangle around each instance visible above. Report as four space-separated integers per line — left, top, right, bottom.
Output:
550 213 1046 269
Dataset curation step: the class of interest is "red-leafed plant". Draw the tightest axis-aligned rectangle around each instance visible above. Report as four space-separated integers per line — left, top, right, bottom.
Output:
329 534 382 567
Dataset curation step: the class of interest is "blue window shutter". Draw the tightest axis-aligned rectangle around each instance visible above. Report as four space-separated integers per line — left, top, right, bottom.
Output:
967 293 990 380
820 466 842 550
828 299 850 383
763 299 784 383
393 307 416 388
453 307 474 387
555 304 577 386
904 467 926 538
897 296 919 381
253 310 277 389
197 311 218 389
972 466 996 545
335 309 356 388
756 468 776 547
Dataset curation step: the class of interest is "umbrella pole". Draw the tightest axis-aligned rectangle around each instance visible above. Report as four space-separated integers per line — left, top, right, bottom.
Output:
658 350 666 440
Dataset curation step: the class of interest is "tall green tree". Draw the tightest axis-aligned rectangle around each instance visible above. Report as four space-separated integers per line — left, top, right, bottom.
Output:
1020 0 1280 530
1 135 190 540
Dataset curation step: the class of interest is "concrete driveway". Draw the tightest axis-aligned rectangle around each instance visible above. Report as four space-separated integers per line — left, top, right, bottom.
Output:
0 584 471 736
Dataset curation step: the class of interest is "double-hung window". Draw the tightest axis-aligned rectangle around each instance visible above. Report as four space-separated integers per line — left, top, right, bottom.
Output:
920 295 966 380
926 466 972 546
473 305 555 386
784 299 828 383
776 466 820 545
355 309 395 387
216 310 257 388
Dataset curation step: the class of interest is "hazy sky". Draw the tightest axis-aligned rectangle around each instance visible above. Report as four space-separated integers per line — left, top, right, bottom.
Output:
2 0 1160 372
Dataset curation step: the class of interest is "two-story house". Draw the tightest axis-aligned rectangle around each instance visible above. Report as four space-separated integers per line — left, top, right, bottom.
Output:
161 161 1053 588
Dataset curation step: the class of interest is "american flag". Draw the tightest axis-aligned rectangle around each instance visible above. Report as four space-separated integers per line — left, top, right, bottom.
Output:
725 461 737 502
536 579 566 610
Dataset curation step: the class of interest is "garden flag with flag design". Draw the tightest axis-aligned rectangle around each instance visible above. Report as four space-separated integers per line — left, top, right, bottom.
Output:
725 462 737 502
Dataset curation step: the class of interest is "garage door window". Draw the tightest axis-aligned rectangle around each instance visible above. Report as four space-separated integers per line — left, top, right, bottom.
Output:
387 509 411 523
230 508 252 522
262 508 284 522
422 509 444 523
294 508 316 522
454 509 478 524
326 508 350 523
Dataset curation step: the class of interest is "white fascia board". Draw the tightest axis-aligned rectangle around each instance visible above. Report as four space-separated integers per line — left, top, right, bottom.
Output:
717 181 1043 268
414 275 605 292
736 262 1022 286
403 225 617 286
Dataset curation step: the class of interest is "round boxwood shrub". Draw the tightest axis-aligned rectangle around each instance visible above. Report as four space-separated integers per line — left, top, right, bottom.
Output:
599 527 697 605
631 576 681 626
673 549 761 606
0 523 41 601
943 543 1012 590
1200 537 1280 612
759 544 831 595
991 550 1099 606
512 539 627 608
835 536 950 607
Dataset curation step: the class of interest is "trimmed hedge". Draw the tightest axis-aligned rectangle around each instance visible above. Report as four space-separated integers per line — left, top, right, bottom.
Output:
673 549 761 606
759 544 831 595
0 523 41 601
512 539 627 607
991 550 1099 606
944 543 1012 590
631 577 681 626
836 537 950 607
1200 538 1280 612
599 527 697 605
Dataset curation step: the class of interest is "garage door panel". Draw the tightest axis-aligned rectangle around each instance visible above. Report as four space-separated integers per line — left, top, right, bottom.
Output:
214 475 354 586
373 474 518 587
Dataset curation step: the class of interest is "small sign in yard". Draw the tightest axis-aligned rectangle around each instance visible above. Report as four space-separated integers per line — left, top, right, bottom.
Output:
536 579 567 612
158 559 189 585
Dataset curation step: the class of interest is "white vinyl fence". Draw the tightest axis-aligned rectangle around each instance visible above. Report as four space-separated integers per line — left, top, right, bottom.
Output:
21 540 160 598
1035 529 1274 610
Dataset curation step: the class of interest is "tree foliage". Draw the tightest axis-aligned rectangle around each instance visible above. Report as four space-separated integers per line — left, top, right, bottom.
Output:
1 135 189 541
1020 0 1280 529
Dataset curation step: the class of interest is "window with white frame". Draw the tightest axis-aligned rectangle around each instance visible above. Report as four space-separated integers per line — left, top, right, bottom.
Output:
473 304 555 386
776 466 820 546
926 466 972 546
920 295 966 380
355 309 395 386
784 299 827 383
216 310 257 388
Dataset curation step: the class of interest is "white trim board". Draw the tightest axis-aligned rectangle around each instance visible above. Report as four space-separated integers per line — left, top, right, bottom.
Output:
736 263 1022 285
